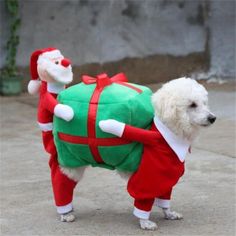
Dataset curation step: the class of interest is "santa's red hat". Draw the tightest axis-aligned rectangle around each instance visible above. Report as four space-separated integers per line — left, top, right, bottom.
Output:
28 47 63 94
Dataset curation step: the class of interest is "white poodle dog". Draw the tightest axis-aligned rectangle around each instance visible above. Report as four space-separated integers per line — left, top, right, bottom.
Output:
61 77 216 229
152 77 216 141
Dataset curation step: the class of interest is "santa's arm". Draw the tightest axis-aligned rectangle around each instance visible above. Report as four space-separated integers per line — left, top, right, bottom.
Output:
99 119 160 145
44 92 74 121
44 92 58 113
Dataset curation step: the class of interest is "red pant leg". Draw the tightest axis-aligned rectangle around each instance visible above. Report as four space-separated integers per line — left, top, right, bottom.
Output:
133 198 155 219
155 188 172 209
49 153 77 207
134 198 155 212
42 131 57 155
42 131 77 209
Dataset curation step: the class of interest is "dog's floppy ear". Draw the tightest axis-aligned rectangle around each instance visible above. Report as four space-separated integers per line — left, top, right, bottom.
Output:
152 87 177 123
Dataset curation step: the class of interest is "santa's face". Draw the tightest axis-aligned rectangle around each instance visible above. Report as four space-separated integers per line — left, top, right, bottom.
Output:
37 56 73 84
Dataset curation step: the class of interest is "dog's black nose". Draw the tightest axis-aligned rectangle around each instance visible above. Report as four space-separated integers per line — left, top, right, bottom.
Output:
208 115 216 124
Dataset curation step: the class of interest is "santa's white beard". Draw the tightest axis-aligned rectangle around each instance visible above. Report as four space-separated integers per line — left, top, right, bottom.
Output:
45 61 73 84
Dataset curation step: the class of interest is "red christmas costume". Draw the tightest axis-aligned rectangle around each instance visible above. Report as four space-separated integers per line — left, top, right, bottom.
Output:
37 81 77 213
121 116 190 219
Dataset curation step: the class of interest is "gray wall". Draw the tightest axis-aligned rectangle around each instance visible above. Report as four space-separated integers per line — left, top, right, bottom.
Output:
208 0 235 78
1 0 235 84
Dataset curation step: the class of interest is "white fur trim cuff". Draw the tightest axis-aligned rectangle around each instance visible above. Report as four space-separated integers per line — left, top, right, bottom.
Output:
57 202 73 214
154 198 170 209
133 207 151 220
28 80 41 95
38 122 53 131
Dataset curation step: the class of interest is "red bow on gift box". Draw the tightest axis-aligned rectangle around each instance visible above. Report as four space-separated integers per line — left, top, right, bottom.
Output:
82 73 128 89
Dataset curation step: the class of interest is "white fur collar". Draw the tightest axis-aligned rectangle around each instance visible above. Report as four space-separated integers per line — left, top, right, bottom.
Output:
47 82 65 94
154 116 191 162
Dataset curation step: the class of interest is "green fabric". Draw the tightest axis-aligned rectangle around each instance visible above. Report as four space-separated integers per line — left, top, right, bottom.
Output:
53 82 154 172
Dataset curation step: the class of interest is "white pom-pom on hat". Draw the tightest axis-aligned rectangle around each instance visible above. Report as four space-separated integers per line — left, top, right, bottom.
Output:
28 79 41 95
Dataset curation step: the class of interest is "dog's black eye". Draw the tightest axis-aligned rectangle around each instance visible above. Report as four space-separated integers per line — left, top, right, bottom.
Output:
189 102 197 108
55 61 59 65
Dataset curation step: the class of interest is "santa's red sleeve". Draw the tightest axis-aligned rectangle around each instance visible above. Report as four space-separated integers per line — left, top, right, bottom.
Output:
122 124 161 145
43 92 59 114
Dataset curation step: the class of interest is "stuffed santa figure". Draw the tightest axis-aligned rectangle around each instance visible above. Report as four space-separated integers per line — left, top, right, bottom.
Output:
28 47 77 222
99 116 190 222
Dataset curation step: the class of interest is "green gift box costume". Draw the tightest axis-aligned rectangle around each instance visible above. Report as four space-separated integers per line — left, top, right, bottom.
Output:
53 73 154 172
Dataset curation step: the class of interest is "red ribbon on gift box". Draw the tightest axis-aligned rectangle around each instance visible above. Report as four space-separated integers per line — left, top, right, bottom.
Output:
82 73 127 88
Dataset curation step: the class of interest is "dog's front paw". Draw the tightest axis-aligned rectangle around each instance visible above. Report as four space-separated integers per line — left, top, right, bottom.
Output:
139 219 158 230
163 208 183 220
60 212 75 222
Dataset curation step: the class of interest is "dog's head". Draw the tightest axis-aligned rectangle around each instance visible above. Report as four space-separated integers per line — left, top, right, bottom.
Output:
152 77 216 141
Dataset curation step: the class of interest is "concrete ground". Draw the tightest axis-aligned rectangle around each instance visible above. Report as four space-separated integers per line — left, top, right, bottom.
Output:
0 81 235 236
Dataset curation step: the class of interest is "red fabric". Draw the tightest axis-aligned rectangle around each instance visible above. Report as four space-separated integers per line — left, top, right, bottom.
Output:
37 82 58 123
49 151 77 206
82 73 128 86
41 130 77 206
37 81 77 207
133 189 172 212
82 73 142 93
159 189 172 200
124 123 185 200
87 88 105 163
42 131 57 155
134 198 155 212
115 81 142 93
58 132 131 146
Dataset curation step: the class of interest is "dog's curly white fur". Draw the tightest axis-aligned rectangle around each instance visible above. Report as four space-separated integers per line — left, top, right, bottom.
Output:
152 77 215 141
60 77 216 230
